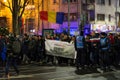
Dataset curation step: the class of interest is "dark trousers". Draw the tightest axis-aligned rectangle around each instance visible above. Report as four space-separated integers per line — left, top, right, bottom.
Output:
90 48 99 66
5 56 19 75
76 48 86 68
36 51 44 62
99 50 110 69
114 49 120 66
109 46 116 66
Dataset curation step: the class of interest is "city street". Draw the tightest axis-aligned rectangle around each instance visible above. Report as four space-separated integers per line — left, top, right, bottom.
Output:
0 0 120 80
0 64 120 80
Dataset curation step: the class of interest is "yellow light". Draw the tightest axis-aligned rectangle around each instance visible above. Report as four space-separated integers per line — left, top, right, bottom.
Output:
4 0 7 2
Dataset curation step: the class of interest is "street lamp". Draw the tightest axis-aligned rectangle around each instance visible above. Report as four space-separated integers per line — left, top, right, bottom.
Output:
3 0 7 2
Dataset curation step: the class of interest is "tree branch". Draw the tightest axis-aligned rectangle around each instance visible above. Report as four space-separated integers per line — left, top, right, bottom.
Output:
19 0 29 18
18 0 22 6
7 0 13 12
12 0 14 11
0 1 12 13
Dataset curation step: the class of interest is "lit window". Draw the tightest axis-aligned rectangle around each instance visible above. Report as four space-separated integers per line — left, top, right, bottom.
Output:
26 18 35 33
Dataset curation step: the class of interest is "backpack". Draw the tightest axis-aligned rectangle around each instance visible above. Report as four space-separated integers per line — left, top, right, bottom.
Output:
12 40 21 54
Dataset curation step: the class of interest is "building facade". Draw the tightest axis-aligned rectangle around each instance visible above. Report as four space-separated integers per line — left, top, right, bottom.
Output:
1 0 120 35
89 0 120 32
0 0 82 35
0 0 12 32
39 0 81 35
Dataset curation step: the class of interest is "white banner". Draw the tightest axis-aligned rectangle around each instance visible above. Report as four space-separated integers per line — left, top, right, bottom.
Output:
45 39 76 59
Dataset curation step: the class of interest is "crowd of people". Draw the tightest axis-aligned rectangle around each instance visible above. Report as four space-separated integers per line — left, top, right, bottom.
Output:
0 31 120 78
75 31 120 73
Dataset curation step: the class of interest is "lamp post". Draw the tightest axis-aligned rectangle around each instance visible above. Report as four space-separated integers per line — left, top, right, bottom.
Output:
68 0 70 35
77 0 81 34
80 0 83 34
37 0 40 34
115 0 118 31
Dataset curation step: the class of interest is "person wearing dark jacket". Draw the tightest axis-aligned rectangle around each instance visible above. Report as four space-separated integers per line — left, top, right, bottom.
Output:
85 34 91 67
90 31 99 67
0 35 7 68
114 34 120 67
5 36 19 78
36 36 45 63
21 34 29 64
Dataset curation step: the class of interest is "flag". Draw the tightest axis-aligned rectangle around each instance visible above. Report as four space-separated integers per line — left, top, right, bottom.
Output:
40 11 64 24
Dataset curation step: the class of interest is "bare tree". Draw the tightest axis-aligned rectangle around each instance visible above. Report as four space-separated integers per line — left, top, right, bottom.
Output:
0 0 29 35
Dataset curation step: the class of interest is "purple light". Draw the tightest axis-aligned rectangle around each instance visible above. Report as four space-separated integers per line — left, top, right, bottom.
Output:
84 24 91 35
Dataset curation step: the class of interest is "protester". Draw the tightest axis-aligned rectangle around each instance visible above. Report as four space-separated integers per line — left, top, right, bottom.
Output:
85 34 91 67
21 34 29 64
5 35 19 78
90 31 99 68
0 35 7 68
114 34 120 67
36 35 45 63
1 31 120 76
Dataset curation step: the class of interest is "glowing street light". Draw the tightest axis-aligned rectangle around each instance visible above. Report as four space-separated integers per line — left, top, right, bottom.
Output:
3 0 7 2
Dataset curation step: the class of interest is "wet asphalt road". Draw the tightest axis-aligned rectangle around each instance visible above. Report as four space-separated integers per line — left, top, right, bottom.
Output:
0 64 120 80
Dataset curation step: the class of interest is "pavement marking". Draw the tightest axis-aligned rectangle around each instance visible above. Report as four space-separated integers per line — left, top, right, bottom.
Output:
0 68 75 80
30 67 75 76
21 67 56 73
0 66 75 79
18 66 74 75
0 66 56 75
1 66 120 80
48 70 120 80
19 66 56 70
0 75 33 80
